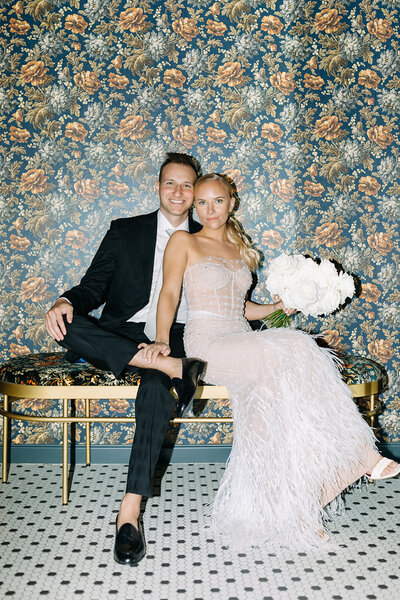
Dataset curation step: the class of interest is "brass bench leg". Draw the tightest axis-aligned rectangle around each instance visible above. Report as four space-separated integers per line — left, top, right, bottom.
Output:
2 394 9 483
369 394 377 428
62 398 69 505
85 399 91 466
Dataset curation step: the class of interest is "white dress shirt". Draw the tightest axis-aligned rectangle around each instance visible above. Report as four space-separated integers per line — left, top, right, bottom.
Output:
128 210 189 324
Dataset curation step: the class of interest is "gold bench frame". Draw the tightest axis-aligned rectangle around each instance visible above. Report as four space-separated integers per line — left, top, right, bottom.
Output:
0 379 380 504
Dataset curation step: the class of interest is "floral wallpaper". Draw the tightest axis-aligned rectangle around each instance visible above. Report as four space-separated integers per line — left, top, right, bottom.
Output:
0 0 398 449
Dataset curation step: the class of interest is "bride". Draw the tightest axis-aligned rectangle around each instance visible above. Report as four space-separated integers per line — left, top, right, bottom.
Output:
139 173 400 548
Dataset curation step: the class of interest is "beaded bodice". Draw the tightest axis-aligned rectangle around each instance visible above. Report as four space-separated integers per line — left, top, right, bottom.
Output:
183 256 252 321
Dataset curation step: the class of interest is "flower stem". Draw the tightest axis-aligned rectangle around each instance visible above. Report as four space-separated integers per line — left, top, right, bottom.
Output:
263 309 291 328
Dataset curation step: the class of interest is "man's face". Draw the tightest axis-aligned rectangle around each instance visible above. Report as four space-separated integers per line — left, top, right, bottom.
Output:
156 162 197 223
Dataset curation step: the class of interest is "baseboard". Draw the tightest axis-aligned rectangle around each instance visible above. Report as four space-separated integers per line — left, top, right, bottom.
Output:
0 443 232 464
377 442 400 461
1 442 399 464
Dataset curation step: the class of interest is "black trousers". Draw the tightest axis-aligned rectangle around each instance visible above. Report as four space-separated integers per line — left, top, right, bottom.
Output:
58 314 185 497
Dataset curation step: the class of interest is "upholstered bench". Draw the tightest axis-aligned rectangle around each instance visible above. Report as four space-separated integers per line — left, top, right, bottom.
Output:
0 352 385 504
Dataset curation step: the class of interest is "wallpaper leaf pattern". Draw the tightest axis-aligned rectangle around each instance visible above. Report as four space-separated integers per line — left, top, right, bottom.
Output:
0 0 399 447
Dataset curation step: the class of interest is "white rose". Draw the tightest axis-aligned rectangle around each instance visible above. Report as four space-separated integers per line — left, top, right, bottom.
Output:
281 278 318 312
297 257 319 280
267 253 301 278
265 272 285 295
313 260 339 290
312 288 341 315
337 272 355 303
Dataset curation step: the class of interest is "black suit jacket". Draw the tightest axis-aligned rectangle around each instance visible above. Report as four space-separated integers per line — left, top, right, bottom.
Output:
62 210 202 328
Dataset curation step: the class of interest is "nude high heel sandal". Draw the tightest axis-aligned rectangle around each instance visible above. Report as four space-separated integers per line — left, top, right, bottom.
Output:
367 457 400 480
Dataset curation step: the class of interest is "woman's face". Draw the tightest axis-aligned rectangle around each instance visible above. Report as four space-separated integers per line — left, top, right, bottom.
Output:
194 180 235 229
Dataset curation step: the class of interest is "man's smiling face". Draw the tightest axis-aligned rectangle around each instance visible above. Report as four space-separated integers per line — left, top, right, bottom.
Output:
156 162 197 225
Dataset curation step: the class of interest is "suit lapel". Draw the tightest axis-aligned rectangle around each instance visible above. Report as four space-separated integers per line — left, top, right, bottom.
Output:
139 211 158 295
188 213 202 233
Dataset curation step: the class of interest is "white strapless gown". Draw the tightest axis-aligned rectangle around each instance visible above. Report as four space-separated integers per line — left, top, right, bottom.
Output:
183 257 376 549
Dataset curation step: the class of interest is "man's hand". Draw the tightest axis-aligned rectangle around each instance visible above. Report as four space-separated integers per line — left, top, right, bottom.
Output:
45 298 74 341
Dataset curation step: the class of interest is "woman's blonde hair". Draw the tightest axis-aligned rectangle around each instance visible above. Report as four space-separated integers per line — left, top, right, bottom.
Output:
194 173 261 272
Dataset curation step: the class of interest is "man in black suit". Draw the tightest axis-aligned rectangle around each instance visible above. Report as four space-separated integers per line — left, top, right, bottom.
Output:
45 153 202 564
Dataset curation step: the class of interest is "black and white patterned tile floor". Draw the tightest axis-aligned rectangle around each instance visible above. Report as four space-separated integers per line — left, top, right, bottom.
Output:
0 463 399 600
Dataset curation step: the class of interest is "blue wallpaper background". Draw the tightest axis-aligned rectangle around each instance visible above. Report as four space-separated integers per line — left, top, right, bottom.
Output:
0 0 399 448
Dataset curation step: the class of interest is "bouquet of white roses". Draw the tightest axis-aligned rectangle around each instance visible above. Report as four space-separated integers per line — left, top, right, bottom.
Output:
264 253 355 327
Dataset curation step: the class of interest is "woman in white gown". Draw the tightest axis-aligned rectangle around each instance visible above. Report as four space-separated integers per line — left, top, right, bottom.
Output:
139 173 400 548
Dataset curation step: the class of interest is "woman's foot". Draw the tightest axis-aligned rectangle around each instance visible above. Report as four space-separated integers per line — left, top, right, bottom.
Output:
317 529 330 542
367 457 400 480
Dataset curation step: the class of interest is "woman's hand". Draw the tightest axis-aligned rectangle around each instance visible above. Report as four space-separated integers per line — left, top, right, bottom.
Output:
138 340 171 364
245 299 295 320
275 299 296 316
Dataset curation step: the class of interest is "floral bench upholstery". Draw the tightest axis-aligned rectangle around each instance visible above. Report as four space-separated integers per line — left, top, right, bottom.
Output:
0 352 142 387
0 352 385 504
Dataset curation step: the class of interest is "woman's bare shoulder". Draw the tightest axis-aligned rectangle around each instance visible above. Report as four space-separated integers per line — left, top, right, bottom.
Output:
169 230 197 246
169 230 192 239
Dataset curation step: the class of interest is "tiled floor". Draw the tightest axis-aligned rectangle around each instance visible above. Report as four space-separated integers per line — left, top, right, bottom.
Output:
0 463 399 599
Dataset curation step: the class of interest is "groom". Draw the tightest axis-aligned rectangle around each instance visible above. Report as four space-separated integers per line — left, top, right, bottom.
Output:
44 152 202 564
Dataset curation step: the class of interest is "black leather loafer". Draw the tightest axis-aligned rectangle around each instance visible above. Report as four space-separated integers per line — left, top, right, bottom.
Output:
173 358 206 418
113 517 146 565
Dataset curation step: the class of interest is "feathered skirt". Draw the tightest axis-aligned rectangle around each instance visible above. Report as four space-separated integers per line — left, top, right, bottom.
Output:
184 319 377 549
